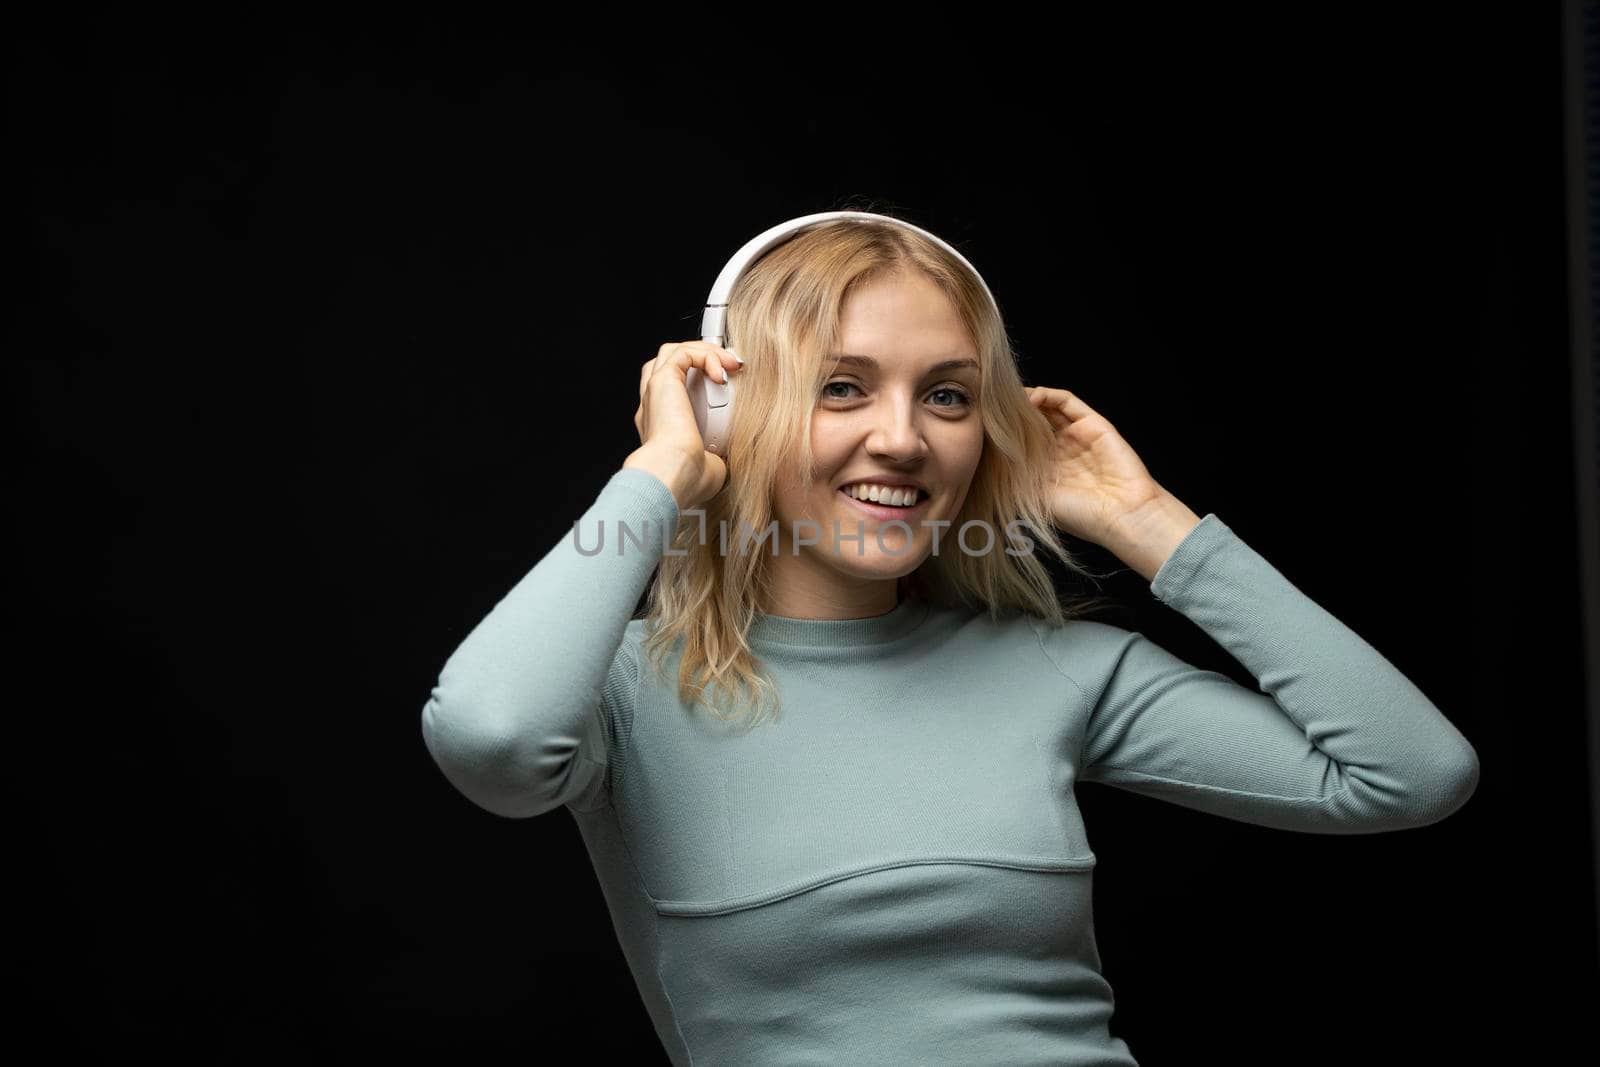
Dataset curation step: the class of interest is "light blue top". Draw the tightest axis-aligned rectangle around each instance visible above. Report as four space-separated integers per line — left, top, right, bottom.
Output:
421 466 1479 1066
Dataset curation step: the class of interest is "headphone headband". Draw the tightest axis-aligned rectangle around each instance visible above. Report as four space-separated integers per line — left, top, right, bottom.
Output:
699 210 998 347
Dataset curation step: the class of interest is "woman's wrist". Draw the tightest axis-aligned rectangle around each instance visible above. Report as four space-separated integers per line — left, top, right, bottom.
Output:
623 445 696 510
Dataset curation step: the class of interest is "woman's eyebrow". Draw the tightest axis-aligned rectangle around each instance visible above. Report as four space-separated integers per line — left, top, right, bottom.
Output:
831 354 980 375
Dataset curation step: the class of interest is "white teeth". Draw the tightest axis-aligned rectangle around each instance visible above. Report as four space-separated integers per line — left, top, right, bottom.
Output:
843 483 921 507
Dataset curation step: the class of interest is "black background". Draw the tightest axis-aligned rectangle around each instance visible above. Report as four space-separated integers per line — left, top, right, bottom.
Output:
12 8 1593 1063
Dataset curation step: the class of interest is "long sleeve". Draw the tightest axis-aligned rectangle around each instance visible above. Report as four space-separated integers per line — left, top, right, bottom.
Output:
1063 513 1479 833
419 466 680 819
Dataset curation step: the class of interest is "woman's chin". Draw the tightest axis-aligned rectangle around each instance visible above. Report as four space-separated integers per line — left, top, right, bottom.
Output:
822 542 929 579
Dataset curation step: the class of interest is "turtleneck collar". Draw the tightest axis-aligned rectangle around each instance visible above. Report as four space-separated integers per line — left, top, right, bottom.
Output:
747 596 932 649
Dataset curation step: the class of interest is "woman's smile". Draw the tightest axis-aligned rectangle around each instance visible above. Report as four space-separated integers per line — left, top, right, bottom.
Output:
836 486 933 523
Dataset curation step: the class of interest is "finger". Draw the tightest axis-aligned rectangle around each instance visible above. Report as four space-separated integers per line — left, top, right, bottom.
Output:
704 342 731 383
689 340 741 381
685 341 726 384
643 341 686 397
1031 399 1071 431
1025 386 1062 415
1027 386 1092 420
658 342 723 386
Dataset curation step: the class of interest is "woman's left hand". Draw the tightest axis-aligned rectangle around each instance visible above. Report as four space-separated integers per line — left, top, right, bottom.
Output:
1025 385 1169 546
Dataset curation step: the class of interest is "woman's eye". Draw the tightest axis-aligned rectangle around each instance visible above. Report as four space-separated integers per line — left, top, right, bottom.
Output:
930 387 972 408
821 381 972 408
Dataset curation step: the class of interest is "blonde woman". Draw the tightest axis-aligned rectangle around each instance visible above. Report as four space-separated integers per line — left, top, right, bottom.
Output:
420 216 1479 1065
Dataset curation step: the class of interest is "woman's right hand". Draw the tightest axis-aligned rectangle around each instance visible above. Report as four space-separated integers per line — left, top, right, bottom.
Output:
624 340 744 511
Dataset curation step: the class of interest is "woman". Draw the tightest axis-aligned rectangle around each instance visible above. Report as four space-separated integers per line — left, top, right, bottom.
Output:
420 218 1479 1065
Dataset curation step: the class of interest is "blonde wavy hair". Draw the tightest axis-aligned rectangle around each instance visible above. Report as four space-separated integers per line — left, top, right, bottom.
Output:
638 213 1118 729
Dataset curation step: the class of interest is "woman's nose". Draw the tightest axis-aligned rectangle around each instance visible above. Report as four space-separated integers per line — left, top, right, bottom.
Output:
864 403 928 460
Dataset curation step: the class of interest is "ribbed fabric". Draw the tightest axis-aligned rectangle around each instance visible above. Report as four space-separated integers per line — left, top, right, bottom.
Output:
421 466 1479 1066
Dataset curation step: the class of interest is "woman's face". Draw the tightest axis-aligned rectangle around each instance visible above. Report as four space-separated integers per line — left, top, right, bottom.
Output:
767 269 986 616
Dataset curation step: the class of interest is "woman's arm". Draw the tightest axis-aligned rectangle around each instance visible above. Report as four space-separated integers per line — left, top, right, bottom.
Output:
1039 514 1479 832
419 466 680 818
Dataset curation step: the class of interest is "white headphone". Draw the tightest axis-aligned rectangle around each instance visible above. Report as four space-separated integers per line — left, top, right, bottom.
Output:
688 210 1001 458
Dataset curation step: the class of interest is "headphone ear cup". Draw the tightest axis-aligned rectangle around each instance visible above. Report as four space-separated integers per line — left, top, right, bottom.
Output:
687 365 733 458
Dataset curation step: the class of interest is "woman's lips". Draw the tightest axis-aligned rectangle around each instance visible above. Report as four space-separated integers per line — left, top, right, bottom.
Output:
837 488 931 523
